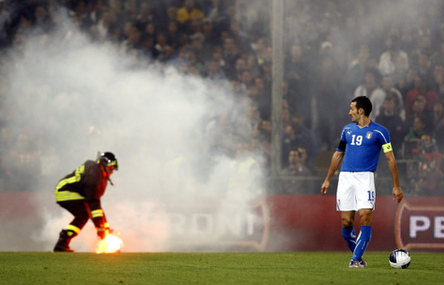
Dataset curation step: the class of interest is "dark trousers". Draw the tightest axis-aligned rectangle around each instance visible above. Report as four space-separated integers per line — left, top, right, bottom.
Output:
58 200 90 230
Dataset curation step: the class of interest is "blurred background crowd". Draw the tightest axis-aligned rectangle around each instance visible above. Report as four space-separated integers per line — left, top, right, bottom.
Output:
1 0 444 196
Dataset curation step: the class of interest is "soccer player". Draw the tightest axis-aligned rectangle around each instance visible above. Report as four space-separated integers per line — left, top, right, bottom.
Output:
53 152 118 252
321 96 403 268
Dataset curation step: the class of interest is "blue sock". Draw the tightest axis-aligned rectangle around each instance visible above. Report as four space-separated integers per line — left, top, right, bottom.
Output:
341 227 357 252
352 225 372 261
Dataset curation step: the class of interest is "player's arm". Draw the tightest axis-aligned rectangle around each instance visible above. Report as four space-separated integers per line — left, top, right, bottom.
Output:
83 166 109 238
383 143 403 203
321 150 344 195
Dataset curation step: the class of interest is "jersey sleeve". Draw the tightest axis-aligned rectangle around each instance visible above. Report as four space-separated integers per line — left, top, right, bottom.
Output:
336 127 347 152
378 126 393 153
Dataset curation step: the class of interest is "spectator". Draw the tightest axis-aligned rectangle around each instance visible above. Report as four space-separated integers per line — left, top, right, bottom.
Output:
322 1 343 26
281 123 297 169
88 0 112 24
228 20 251 53
201 17 220 49
157 5 178 32
122 0 138 22
281 147 316 176
410 34 433 70
221 37 240 79
342 16 357 49
432 100 444 152
176 0 204 32
33 4 54 34
254 76 271 120
405 95 433 128
90 9 116 42
325 25 348 72
437 23 444 48
405 75 438 117
0 0 10 47
260 60 273 91
228 57 247 81
209 46 225 69
217 3 238 35
152 32 174 62
282 113 318 169
405 115 429 141
399 22 416 56
391 49 410 86
430 65 444 98
282 80 303 122
431 42 444 67
246 53 260 78
281 105 291 128
378 35 409 77
253 37 270 67
316 55 343 148
166 4 178 20
246 83 259 104
353 68 385 120
416 133 442 196
203 59 226 81
239 70 253 91
375 92 407 155
69 0 92 31
395 68 418 99
284 44 308 83
344 43 371 94
415 16 431 38
381 75 405 119
165 20 187 50
246 104 261 136
188 32 209 64
204 0 227 34
258 119 271 157
184 49 204 75
135 2 154 30
188 14 204 35
120 23 143 57
300 20 320 61
416 52 433 79
285 43 312 120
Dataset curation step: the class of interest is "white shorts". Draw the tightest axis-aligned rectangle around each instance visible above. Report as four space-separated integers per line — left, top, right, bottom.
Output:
336 172 375 211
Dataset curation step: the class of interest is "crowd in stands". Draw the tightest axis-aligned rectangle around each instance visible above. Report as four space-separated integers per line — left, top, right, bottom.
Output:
1 0 444 195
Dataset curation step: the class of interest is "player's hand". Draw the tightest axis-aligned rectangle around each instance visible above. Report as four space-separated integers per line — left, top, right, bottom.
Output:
321 180 330 196
393 186 403 203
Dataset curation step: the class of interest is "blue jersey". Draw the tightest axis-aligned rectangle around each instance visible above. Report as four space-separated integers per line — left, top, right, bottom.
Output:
337 121 392 172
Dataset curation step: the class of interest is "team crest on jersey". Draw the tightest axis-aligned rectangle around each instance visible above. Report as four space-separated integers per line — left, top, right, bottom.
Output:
366 132 373 139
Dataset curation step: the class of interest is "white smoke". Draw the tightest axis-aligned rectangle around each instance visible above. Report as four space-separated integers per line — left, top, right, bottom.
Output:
1 12 267 252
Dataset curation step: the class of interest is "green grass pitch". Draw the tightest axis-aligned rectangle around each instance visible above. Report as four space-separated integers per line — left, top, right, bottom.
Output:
0 252 443 284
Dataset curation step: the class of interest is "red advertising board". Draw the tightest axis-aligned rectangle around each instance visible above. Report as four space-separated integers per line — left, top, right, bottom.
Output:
265 195 444 252
394 198 444 251
1 192 443 252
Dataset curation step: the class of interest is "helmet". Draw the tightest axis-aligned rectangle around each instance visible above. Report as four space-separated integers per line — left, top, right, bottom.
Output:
97 152 118 170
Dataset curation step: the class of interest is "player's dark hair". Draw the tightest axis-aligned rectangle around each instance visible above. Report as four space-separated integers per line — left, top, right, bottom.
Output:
352 96 372 116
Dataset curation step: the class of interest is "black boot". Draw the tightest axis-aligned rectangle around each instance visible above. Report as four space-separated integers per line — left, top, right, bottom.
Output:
53 230 75 252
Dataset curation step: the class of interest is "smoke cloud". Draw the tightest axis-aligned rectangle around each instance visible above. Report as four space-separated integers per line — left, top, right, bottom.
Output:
4 0 439 253
1 11 266 252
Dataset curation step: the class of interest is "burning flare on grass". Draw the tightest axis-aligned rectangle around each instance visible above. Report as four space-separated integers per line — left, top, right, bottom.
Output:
96 233 123 254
